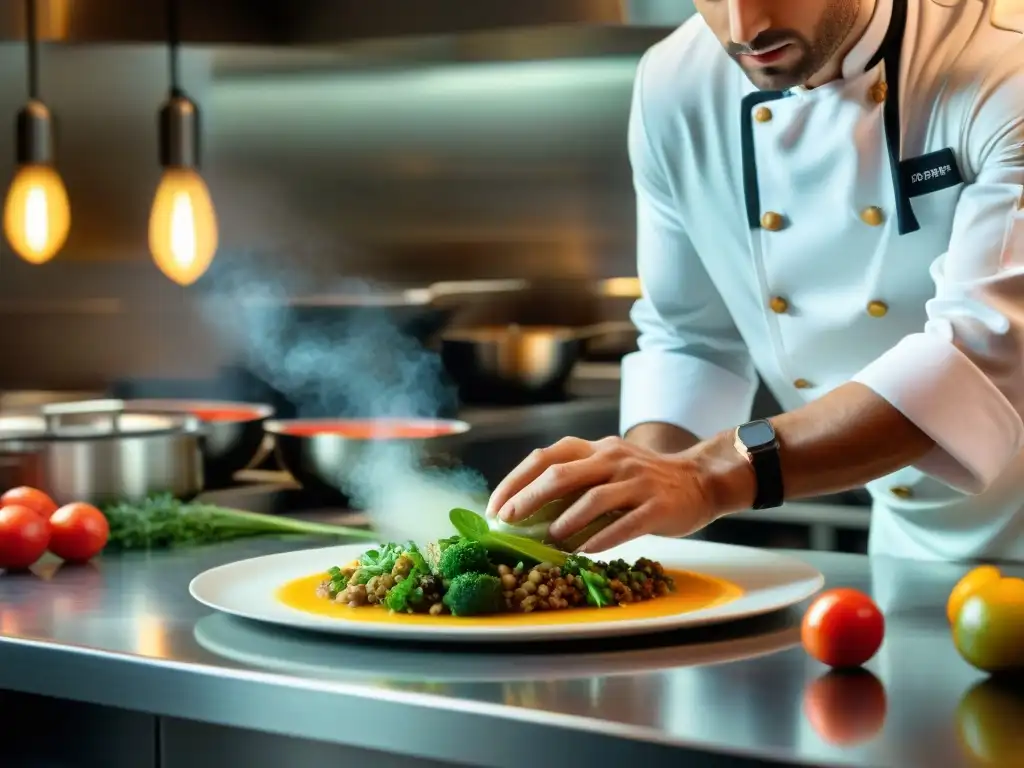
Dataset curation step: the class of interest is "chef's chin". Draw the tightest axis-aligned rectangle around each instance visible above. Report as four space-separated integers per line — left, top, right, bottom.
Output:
743 66 805 91
733 47 813 91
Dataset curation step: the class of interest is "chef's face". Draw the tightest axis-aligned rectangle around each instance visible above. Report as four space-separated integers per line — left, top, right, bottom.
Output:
696 0 860 90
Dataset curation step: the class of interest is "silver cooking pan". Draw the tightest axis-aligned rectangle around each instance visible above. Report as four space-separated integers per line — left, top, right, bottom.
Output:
265 417 472 500
0 399 204 505
120 399 274 490
236 278 529 351
440 322 634 404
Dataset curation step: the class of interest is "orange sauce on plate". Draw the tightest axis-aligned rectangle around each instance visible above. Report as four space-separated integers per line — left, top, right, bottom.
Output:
276 569 743 626
277 421 460 440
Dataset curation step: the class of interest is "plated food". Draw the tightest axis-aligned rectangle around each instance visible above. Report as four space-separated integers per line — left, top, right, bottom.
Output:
191 534 824 641
315 509 676 618
280 509 726 626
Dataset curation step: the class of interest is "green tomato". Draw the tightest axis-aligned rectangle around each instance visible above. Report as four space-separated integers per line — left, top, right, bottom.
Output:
953 577 1024 675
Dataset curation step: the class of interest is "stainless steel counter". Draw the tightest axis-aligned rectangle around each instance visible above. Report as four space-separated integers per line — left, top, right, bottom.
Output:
0 512 1018 768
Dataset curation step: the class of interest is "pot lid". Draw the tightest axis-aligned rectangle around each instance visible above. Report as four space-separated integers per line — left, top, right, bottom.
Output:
0 400 198 441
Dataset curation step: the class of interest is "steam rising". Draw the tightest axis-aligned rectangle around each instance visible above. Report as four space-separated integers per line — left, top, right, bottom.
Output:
197 257 488 543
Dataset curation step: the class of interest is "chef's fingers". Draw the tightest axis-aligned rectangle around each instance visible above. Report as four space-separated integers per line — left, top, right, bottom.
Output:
494 453 614 524
546 480 640 541
575 501 657 553
486 437 595 517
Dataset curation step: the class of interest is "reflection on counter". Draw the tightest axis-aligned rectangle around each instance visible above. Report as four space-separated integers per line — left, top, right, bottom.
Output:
802 670 888 747
192 608 799 686
955 677 1024 767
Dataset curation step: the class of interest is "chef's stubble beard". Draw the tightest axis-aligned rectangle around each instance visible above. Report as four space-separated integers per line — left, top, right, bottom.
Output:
743 0 861 90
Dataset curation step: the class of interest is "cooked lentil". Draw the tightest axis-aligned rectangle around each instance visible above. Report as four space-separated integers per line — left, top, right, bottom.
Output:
317 547 675 616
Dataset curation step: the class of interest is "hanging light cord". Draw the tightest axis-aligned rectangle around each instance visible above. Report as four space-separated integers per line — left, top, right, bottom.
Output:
167 0 181 96
25 0 39 101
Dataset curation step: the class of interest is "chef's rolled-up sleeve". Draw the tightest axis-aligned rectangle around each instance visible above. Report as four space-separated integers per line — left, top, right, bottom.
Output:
620 53 759 440
852 64 1024 494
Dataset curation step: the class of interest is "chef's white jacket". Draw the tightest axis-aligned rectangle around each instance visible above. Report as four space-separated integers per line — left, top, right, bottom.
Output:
620 0 1024 562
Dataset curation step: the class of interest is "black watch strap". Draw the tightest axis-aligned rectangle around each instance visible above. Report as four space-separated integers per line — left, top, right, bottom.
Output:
750 446 784 510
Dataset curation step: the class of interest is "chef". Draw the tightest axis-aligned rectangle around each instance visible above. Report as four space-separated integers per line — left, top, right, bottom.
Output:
486 0 1024 562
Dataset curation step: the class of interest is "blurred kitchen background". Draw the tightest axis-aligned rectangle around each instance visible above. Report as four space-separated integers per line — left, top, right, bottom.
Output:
0 0 870 552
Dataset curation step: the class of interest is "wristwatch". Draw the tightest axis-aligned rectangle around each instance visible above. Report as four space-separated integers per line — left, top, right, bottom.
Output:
733 419 784 510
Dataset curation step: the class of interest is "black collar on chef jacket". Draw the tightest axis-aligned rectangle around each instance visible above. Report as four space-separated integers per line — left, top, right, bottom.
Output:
739 0 919 235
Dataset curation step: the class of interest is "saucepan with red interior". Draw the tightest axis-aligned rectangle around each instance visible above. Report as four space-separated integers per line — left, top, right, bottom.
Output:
265 418 472 501
120 399 275 489
0 399 205 505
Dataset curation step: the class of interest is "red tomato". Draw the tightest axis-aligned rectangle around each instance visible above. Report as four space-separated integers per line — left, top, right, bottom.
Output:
0 505 51 570
48 503 109 563
802 588 885 669
1 486 58 519
803 669 888 746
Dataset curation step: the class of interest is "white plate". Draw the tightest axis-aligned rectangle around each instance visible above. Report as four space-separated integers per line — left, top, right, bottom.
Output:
189 536 825 642
193 612 800 682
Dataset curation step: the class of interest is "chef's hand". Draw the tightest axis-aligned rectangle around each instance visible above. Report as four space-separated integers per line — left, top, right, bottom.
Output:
485 436 728 553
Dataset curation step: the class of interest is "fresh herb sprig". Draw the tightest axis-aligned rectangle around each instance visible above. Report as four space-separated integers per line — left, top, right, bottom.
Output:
102 494 377 551
563 554 614 607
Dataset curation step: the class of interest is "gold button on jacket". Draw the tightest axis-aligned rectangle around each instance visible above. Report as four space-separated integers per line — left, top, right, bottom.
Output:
860 206 885 226
754 107 772 123
769 296 789 314
870 82 888 104
761 211 784 231
890 486 914 500
793 378 812 390
867 300 889 318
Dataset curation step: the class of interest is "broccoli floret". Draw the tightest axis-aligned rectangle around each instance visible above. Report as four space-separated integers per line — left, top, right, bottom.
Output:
384 575 424 613
437 540 492 580
442 573 505 616
424 535 461 575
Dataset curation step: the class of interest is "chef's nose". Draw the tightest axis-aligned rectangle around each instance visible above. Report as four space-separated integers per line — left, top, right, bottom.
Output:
728 0 772 48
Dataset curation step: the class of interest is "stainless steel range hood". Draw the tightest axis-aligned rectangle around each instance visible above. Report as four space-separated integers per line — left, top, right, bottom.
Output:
0 0 694 44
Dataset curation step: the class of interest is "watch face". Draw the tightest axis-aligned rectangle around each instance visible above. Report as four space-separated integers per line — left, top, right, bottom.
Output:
738 419 776 449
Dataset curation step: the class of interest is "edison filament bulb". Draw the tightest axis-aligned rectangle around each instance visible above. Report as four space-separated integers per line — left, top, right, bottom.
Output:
3 163 70 265
148 167 218 286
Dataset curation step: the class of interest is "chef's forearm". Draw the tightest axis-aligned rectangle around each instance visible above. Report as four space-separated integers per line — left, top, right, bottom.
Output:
688 382 936 515
625 421 701 454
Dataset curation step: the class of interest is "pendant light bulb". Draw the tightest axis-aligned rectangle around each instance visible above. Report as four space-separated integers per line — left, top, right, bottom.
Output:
3 161 70 265
148 166 217 286
150 0 219 287
4 1 70 265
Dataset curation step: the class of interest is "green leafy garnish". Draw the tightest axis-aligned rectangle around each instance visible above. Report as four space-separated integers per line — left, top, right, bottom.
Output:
449 508 489 537
353 542 406 580
326 565 349 597
449 508 569 566
405 548 429 576
564 554 613 607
